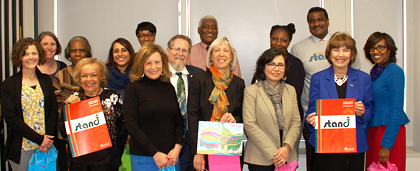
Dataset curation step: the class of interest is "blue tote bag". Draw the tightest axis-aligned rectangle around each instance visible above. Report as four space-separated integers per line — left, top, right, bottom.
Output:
28 145 58 171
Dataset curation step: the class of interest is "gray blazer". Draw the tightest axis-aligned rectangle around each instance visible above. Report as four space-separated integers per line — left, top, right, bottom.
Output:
243 81 301 166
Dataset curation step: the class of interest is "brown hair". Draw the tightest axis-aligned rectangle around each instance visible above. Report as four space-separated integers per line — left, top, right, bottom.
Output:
11 37 46 67
36 31 62 55
325 32 357 66
106 38 135 72
129 44 171 82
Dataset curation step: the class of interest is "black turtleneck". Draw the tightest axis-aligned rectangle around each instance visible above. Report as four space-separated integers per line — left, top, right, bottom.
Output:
123 76 184 156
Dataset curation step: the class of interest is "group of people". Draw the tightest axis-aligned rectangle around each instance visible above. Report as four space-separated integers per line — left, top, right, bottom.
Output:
1 6 409 171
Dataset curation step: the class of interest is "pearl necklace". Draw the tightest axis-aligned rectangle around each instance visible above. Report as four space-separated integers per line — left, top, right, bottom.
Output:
334 74 348 86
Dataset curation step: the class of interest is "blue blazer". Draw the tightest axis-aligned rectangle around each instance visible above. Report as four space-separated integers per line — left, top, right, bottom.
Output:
305 66 374 153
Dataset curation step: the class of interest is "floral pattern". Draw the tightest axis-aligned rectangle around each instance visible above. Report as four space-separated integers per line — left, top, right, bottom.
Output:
21 81 45 150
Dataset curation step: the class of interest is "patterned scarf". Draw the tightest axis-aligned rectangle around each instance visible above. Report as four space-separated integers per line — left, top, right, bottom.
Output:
208 65 233 122
262 79 286 130
370 61 391 81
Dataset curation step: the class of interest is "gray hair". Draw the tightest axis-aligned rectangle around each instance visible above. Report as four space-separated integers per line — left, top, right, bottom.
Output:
205 36 238 71
64 36 93 59
198 15 218 29
167 34 192 52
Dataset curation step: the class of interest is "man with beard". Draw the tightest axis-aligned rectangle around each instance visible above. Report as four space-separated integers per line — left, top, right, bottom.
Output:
166 34 203 171
290 7 360 171
189 15 241 77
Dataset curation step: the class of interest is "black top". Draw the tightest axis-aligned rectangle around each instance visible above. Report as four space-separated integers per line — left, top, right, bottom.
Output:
336 81 348 99
252 53 305 120
2 68 58 163
48 60 68 80
124 76 184 156
186 70 245 155
71 88 126 168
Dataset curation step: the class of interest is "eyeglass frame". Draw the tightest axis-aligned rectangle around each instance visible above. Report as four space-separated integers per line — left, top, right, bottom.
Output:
369 45 386 52
137 33 155 39
169 47 189 54
266 62 286 69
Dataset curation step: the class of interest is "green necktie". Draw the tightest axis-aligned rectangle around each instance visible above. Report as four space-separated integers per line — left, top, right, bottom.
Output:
176 72 187 136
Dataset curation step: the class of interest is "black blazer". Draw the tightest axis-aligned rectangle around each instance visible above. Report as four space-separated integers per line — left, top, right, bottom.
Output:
185 70 245 155
2 68 58 163
185 65 204 86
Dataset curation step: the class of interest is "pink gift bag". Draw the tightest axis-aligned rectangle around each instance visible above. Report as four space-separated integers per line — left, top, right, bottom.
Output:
367 161 398 171
274 161 298 171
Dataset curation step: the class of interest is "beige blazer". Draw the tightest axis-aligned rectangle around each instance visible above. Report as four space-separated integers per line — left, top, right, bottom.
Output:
243 81 301 166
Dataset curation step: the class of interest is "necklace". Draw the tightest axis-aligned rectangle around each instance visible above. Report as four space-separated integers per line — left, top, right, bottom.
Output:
83 87 102 100
334 74 348 86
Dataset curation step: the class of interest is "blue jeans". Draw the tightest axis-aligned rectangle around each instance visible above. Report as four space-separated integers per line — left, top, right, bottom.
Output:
131 154 180 171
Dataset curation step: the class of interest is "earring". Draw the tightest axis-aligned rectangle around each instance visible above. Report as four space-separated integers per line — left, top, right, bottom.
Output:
161 70 164 76
141 73 144 78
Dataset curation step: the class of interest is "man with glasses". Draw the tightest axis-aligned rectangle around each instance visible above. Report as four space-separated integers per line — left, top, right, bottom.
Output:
135 21 156 46
290 7 360 170
189 15 241 77
166 34 203 171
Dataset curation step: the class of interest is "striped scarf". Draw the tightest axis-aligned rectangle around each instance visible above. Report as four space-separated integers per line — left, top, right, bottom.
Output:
208 66 233 121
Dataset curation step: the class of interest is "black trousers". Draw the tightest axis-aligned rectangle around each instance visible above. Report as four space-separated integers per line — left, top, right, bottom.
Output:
312 152 365 171
248 163 275 171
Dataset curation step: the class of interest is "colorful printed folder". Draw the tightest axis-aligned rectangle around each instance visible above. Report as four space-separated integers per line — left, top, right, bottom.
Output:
197 121 243 156
63 96 112 157
315 98 357 153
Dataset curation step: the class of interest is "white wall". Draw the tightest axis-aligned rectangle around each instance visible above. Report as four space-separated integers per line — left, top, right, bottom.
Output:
55 0 178 65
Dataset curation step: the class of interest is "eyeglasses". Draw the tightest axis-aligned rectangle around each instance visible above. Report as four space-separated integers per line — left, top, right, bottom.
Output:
267 62 285 69
169 47 189 54
137 33 155 39
369 45 386 52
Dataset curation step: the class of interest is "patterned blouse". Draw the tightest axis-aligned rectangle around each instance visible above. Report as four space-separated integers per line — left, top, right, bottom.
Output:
71 88 127 167
21 81 45 151
53 67 80 139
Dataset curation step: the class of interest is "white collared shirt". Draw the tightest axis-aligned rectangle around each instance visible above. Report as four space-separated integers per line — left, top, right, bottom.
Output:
169 64 189 103
311 34 331 42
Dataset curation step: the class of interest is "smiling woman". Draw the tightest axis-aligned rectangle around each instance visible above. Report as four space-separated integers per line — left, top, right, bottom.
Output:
187 36 245 171
305 32 374 171
106 38 135 98
2 37 57 171
244 48 301 171
124 44 184 171
65 58 127 171
36 31 67 80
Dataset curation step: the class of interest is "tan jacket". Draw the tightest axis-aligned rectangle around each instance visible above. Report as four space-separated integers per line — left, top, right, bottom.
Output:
243 81 301 166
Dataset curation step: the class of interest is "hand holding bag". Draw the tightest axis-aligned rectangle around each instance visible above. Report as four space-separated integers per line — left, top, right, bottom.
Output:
274 161 298 171
28 145 58 171
367 161 398 171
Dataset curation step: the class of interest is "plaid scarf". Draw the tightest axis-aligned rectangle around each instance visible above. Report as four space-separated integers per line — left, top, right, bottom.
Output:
208 65 233 121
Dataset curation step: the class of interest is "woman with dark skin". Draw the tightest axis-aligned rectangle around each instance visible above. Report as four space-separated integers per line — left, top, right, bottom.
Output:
364 32 410 171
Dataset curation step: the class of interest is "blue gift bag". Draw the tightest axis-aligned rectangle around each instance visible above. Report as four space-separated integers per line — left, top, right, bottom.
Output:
158 165 176 171
28 145 58 171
